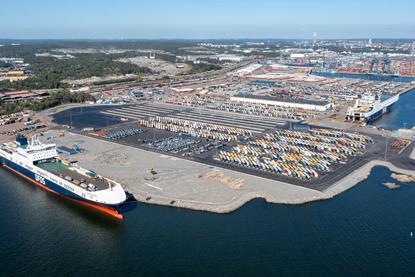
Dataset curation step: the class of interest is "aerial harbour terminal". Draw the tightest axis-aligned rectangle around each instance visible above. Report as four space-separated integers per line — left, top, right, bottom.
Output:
1 40 415 218
3 0 415 274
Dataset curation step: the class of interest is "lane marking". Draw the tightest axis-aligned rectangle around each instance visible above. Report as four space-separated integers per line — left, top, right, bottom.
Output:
145 182 163 191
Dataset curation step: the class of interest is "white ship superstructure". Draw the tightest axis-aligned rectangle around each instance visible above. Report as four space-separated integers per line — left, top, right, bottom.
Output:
0 135 126 219
346 92 399 122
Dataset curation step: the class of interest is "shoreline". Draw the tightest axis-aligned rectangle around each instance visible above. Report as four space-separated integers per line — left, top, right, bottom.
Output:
40 131 415 215
0 129 414 215
136 160 415 214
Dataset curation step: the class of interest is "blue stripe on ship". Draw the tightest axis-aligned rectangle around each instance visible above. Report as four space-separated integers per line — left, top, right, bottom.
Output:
365 103 395 123
0 156 121 211
2 157 85 200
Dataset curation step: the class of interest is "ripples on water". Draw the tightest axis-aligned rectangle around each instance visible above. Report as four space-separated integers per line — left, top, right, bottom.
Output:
1 166 415 276
373 89 415 130
3 74 415 275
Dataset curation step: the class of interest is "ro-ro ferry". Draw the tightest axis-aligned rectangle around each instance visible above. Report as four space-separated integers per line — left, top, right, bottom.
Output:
0 135 126 219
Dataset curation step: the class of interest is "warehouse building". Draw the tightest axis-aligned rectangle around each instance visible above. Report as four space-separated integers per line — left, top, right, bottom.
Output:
236 63 263 76
230 95 334 111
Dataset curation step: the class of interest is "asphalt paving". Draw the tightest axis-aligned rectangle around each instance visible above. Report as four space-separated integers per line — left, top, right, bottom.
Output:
51 104 414 192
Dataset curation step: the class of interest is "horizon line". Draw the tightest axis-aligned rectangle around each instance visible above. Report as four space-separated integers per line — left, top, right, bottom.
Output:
1 37 415 41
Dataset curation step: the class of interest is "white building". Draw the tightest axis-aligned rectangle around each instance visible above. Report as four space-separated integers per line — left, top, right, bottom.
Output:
290 53 306 59
231 96 334 112
70 86 90 93
215 54 246 62
236 63 263 76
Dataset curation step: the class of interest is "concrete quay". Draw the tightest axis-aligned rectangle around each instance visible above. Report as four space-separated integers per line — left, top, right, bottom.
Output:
45 131 415 213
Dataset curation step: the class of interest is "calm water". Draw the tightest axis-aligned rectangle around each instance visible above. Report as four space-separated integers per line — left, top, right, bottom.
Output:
2 84 415 276
1 166 415 276
314 72 415 130
373 88 415 130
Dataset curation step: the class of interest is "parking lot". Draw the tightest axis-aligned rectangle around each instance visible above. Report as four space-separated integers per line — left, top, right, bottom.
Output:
49 103 413 190
100 102 287 133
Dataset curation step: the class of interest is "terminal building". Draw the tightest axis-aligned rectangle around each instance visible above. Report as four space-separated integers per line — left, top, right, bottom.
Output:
230 95 334 111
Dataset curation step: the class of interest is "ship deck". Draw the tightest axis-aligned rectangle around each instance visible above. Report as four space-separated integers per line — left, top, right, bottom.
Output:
36 161 110 191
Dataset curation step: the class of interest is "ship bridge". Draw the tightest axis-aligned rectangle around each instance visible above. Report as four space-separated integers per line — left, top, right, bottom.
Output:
346 93 399 122
15 136 58 162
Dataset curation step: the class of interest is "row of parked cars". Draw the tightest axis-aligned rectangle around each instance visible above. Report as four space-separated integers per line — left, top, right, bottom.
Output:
103 128 144 140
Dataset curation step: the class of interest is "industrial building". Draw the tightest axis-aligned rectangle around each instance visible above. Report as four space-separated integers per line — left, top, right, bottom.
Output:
230 95 334 111
236 63 263 76
214 54 246 62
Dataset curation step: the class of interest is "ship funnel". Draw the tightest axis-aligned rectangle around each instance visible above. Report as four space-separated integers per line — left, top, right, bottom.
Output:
16 135 28 147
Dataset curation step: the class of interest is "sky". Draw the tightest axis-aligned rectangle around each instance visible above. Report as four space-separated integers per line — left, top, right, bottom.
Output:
1 0 414 39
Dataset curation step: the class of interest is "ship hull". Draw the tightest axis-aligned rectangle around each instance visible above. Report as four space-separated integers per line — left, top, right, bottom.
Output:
0 156 123 219
346 94 399 123
365 102 396 123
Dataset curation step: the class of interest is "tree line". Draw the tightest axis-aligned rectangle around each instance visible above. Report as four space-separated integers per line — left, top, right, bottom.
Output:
0 90 93 115
0 53 152 90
